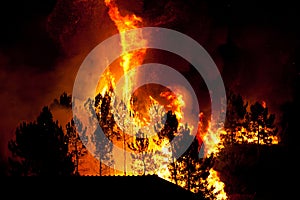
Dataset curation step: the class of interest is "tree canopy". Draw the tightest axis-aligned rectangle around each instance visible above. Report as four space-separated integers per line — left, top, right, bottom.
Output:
8 106 75 176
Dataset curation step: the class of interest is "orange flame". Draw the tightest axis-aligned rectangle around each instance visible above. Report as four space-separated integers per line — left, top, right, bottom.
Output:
102 0 174 178
197 112 225 156
160 91 185 121
104 0 147 106
197 112 228 199
100 69 115 96
206 168 228 200
229 126 279 145
95 1 229 198
261 100 267 109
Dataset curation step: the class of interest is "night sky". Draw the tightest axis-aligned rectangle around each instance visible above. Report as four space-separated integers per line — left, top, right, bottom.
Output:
0 0 299 183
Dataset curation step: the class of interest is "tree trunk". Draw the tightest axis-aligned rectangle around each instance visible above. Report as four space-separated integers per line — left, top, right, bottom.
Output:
99 151 102 176
173 157 178 185
187 157 191 191
123 132 126 176
75 142 79 175
143 158 146 175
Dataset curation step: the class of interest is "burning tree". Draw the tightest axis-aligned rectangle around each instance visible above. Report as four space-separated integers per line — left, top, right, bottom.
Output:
222 92 279 145
223 92 248 144
168 124 199 190
87 1 228 198
127 130 155 175
127 101 171 176
247 101 278 145
166 113 227 200
93 91 116 176
214 92 281 198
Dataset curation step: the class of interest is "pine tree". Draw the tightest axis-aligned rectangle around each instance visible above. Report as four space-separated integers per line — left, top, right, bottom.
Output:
93 91 116 175
8 106 74 176
223 91 278 145
155 110 179 184
224 91 248 144
247 101 278 145
127 129 167 175
66 117 87 175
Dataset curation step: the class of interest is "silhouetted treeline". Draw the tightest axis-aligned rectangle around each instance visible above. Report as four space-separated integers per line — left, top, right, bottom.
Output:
223 91 278 145
215 90 292 199
4 88 294 199
8 106 74 176
7 92 83 176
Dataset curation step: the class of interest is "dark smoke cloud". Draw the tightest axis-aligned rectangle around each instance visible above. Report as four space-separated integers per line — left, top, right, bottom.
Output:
0 0 58 164
209 0 300 121
222 27 298 112
0 0 116 167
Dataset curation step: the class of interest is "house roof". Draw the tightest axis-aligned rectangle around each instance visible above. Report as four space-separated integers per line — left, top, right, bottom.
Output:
3 174 203 199
80 175 202 199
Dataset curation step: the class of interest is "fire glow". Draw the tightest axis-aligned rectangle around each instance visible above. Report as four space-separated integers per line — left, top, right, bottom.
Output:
92 0 230 198
90 0 276 199
104 0 147 107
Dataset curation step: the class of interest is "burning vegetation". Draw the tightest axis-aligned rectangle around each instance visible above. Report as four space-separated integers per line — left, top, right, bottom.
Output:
89 1 230 199
89 1 282 199
5 1 288 200
83 0 282 199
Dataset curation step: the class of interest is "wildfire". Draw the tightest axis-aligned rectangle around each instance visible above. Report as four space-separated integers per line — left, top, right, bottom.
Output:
226 126 279 145
206 168 228 200
196 96 280 199
221 98 279 145
65 1 284 199
104 0 147 106
160 91 185 121
100 69 116 96
100 0 175 179
198 112 228 200
96 0 228 198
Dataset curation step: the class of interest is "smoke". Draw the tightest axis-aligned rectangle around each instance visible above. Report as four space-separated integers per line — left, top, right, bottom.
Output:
0 0 122 166
217 25 298 126
0 0 110 164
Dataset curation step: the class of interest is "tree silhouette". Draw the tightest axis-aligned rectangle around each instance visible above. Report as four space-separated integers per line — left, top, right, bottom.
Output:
66 117 87 175
215 92 280 197
0 158 7 176
246 101 278 145
167 124 221 200
127 129 163 175
155 110 179 184
224 91 248 144
222 91 278 145
168 124 199 191
51 91 72 109
194 156 218 200
59 92 72 108
157 110 178 142
93 91 116 175
8 106 74 176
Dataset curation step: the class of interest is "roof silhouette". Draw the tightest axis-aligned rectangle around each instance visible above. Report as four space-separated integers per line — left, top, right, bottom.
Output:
79 174 203 199
3 174 203 199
